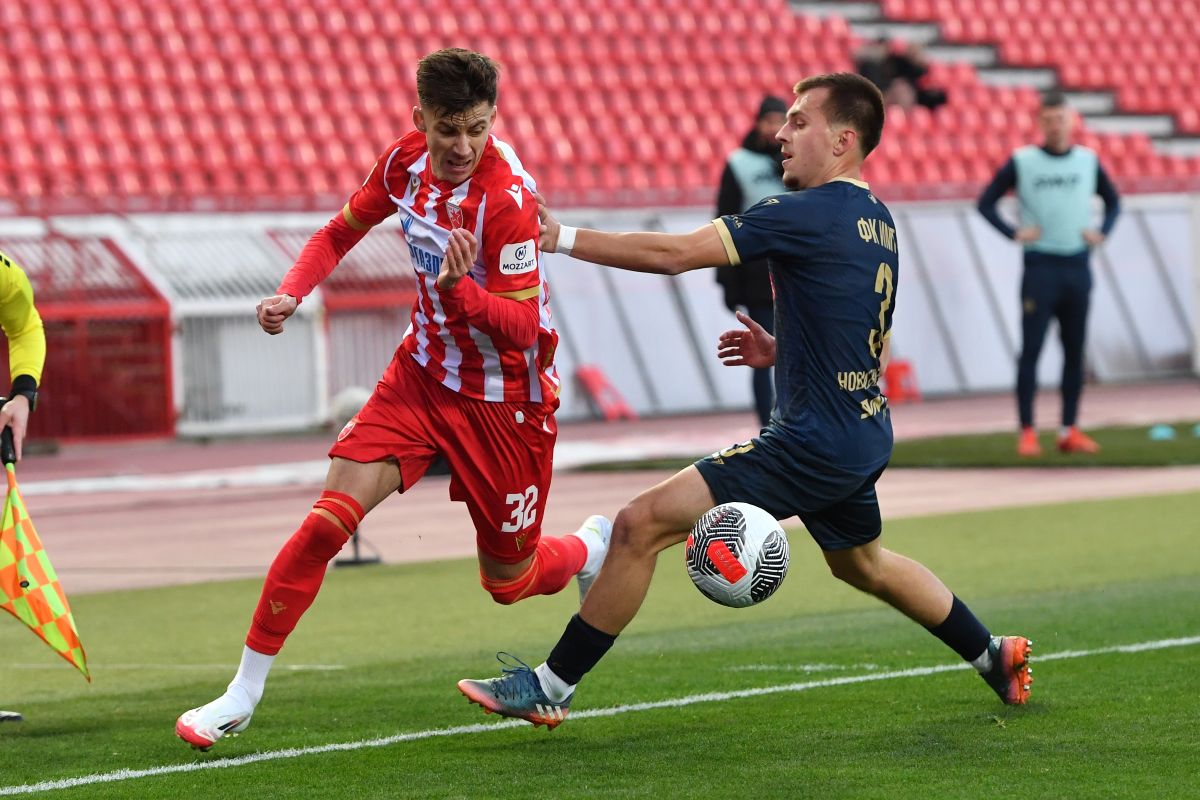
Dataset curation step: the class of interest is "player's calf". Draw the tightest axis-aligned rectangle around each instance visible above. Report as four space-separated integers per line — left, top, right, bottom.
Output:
480 532 589 604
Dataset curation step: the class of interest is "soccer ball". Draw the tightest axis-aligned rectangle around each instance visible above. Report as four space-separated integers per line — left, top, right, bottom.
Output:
330 385 372 427
685 502 790 608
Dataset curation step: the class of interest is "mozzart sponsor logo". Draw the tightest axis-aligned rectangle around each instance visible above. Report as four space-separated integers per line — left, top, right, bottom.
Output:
500 239 537 275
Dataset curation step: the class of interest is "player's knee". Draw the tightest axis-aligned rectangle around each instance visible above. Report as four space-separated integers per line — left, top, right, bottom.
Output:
611 502 672 558
287 511 352 564
312 490 365 536
611 505 647 553
484 587 522 606
826 556 883 594
480 563 536 605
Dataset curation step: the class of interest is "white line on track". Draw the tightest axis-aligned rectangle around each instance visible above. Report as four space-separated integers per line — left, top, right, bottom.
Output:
2 635 1197 796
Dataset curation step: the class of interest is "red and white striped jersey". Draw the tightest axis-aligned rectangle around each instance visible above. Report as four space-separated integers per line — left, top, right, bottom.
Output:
347 130 560 405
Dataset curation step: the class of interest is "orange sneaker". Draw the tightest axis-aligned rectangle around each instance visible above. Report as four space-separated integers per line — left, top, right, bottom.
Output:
1058 427 1100 454
1016 427 1041 457
981 635 1033 705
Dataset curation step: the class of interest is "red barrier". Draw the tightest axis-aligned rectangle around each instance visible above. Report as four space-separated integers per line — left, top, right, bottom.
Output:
0 235 173 440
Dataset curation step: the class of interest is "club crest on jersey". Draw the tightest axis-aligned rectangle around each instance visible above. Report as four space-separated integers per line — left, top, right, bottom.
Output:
447 201 464 230
409 174 420 194
500 239 537 275
338 418 357 441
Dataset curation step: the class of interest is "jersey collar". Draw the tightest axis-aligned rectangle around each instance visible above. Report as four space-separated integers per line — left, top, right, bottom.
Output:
830 176 870 189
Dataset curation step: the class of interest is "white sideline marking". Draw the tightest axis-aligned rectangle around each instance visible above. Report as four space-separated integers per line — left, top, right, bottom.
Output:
15 441 686 497
728 662 883 673
2 635 1197 796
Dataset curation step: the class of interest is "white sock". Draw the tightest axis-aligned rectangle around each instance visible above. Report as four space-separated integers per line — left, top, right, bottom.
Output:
227 646 276 707
535 662 575 704
970 646 994 674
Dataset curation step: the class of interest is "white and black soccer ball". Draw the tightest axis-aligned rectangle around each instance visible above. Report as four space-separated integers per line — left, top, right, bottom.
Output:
330 385 372 427
685 502 790 608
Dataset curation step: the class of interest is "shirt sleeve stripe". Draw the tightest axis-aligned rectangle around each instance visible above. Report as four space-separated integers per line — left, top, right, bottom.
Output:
712 218 741 266
491 285 540 301
342 203 373 231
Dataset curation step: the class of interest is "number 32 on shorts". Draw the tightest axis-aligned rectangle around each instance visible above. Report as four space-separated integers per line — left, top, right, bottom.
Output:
501 485 539 533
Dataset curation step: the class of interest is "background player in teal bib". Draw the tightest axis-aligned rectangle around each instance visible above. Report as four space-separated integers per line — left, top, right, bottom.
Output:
978 91 1120 457
713 94 789 427
459 73 1033 728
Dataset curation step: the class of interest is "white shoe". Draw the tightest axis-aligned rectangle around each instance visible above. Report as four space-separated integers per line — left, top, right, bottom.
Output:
570 514 613 602
175 689 255 750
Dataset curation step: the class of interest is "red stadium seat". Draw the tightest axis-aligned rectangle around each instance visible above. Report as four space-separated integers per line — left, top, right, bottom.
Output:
0 0 1193 213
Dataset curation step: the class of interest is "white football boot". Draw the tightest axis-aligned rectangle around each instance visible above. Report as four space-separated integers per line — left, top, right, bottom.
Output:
570 514 613 603
175 688 255 750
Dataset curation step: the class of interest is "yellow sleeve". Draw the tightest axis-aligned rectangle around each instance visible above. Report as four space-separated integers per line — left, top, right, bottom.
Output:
0 251 46 385
711 218 741 266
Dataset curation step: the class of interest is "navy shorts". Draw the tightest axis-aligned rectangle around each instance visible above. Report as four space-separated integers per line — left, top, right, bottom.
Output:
693 427 887 551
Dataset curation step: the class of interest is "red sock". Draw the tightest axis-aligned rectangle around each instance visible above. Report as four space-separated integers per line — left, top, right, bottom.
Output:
481 535 587 604
245 492 362 655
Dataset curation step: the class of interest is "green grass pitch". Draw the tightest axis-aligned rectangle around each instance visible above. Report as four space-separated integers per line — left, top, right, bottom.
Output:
1 491 1198 798
580 421 1200 472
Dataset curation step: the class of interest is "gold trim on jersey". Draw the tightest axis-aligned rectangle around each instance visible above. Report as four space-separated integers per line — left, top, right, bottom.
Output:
492 285 540 301
712 219 740 266
343 203 373 231
831 176 870 189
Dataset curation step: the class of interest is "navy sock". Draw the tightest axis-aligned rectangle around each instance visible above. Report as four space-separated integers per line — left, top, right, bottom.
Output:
546 613 617 685
926 595 992 662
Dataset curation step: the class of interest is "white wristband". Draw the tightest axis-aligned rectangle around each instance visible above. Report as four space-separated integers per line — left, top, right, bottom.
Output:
557 225 577 256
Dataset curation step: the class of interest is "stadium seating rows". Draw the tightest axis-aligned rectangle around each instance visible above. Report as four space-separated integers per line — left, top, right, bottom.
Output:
0 0 1196 214
882 0 1200 132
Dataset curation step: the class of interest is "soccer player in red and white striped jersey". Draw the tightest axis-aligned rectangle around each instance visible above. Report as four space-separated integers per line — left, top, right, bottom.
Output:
176 49 611 750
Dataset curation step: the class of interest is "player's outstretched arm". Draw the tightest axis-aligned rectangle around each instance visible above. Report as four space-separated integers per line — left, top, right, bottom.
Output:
717 310 776 369
257 294 298 335
539 198 729 275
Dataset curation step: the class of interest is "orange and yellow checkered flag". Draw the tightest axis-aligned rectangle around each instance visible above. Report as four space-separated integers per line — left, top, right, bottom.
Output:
0 428 90 682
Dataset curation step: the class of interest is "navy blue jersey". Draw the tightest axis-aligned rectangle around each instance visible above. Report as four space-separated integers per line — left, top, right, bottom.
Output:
713 178 897 472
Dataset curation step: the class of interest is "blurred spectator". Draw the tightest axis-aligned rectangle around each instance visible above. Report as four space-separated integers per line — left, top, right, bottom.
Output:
714 95 787 427
854 38 892 91
885 41 947 111
885 77 919 110
856 38 947 111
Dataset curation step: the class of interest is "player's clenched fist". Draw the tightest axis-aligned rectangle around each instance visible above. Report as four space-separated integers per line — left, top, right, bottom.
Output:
257 294 298 335
437 228 478 292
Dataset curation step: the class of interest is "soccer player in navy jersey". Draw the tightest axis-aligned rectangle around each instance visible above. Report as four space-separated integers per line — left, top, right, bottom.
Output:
458 73 1032 728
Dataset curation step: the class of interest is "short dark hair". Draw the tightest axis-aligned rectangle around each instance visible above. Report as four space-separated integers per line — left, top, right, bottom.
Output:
1040 90 1068 109
793 72 886 158
416 48 499 115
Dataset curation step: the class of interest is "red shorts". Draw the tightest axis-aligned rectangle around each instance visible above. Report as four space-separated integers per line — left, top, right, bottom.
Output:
329 352 558 564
